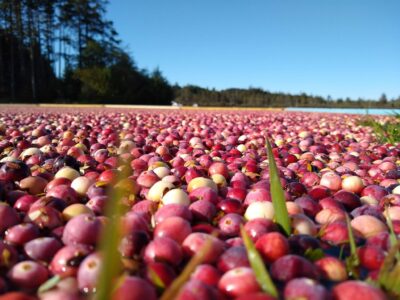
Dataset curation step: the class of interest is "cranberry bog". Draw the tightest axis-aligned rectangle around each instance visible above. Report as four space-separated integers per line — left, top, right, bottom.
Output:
0 105 399 300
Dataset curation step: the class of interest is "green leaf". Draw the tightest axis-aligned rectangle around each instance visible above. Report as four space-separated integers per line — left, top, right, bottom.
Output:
385 206 400 260
345 214 360 278
345 214 358 261
345 256 360 279
304 248 325 262
160 232 216 300
338 244 345 260
358 116 400 144
241 226 278 298
266 139 291 236
96 173 128 300
148 267 166 290
38 275 61 294
95 181 108 187
378 243 400 297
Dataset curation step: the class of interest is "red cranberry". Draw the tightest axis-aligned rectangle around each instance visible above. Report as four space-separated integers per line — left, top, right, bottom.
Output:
294 196 321 217
119 230 149 258
5 223 40 246
153 216 192 244
0 160 31 182
189 200 217 222
320 221 349 245
361 185 389 201
8 260 48 290
0 203 19 234
333 190 361 211
182 232 226 264
217 246 249 272
50 245 91 277
243 218 278 242
217 199 244 215
113 276 157 300
192 264 221 286
177 279 218 300
271 255 319 281
357 245 385 271
13 195 38 213
26 206 63 229
154 203 193 224
332 280 387 300
218 213 244 237
62 214 102 246
77 252 101 293
144 237 183 267
46 185 78 205
122 211 150 235
144 262 176 289
255 232 290 263
218 267 261 298
189 186 219 204
24 237 63 263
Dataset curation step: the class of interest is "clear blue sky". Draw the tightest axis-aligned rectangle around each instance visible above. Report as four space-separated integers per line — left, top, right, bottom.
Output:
107 0 400 100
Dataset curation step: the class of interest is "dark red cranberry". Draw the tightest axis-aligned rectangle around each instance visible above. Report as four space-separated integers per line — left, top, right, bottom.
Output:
217 246 249 272
0 160 31 182
24 237 63 263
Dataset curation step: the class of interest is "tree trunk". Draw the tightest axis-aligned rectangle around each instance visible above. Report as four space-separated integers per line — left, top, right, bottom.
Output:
14 0 26 83
58 25 62 78
45 7 53 66
0 34 4 96
8 4 16 100
27 4 36 99
77 19 82 67
34 8 42 99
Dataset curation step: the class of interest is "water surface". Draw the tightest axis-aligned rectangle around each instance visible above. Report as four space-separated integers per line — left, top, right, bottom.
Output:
285 107 400 115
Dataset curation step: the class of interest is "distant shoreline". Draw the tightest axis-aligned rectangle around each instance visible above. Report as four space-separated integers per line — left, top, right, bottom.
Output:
0 103 283 111
1 104 399 116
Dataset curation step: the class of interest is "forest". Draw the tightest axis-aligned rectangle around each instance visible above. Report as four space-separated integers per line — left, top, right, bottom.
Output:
0 0 399 108
0 0 173 104
173 86 400 108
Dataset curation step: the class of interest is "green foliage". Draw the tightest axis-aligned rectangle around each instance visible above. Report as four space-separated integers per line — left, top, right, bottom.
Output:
38 275 61 294
359 115 400 144
148 267 167 291
58 39 174 104
304 248 325 262
174 85 400 108
376 243 400 297
241 226 278 298
74 66 111 98
385 207 400 260
345 214 360 279
96 179 127 300
266 139 291 236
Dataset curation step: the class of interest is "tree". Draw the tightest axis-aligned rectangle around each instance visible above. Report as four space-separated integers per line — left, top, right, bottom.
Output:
379 93 388 106
58 0 118 68
149 68 174 105
71 40 174 104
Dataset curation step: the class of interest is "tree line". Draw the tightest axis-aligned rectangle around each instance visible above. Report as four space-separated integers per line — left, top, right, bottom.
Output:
173 86 400 108
0 0 398 108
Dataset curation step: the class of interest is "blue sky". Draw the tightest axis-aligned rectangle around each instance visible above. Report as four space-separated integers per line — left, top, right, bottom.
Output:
107 0 400 100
